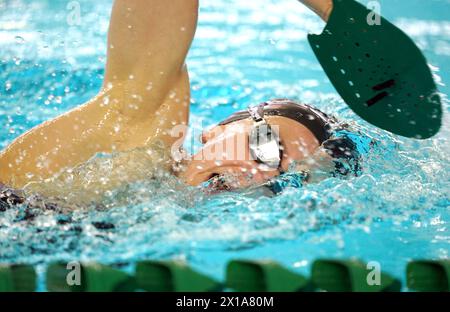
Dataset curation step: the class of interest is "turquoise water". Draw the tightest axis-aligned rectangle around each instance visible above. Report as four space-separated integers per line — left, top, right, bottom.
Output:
0 0 449 290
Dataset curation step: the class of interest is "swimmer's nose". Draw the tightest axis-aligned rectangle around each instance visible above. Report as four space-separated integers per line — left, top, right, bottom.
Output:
181 156 280 187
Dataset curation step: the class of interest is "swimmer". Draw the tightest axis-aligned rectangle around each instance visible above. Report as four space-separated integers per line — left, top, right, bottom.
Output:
0 0 340 193
0 0 437 201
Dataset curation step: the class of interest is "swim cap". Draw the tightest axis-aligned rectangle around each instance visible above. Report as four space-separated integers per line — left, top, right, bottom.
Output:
219 99 335 144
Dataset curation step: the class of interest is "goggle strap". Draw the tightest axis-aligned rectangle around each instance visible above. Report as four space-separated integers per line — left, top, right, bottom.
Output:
247 102 268 122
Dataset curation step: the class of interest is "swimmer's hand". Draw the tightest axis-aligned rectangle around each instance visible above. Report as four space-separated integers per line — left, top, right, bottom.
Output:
297 0 333 22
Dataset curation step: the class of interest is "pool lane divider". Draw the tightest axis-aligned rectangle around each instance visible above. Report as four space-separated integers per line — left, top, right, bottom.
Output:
135 260 222 291
0 264 36 292
226 260 312 292
311 259 401 292
407 260 450 292
8 258 449 292
46 262 136 292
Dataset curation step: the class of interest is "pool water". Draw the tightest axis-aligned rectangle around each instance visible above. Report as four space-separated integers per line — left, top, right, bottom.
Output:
0 0 449 291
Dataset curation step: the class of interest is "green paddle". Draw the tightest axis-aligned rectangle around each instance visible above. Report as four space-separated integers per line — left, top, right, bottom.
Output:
308 0 442 139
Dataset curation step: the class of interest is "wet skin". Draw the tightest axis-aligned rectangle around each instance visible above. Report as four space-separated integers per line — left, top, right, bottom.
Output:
180 115 322 189
0 0 333 191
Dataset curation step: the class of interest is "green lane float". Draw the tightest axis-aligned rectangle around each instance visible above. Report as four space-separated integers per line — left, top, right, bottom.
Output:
7 258 450 292
0 264 36 292
311 259 401 292
46 262 136 292
135 260 221 292
226 260 311 292
407 260 450 292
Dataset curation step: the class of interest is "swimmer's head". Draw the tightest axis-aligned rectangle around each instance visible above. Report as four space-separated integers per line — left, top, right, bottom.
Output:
179 99 357 190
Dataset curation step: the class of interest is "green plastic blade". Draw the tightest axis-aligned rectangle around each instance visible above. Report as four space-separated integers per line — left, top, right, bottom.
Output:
312 259 401 292
0 264 36 292
407 260 450 292
308 0 442 139
226 259 311 292
46 262 136 292
135 260 221 292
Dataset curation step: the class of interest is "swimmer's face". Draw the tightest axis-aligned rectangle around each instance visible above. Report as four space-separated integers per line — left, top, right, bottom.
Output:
180 116 322 190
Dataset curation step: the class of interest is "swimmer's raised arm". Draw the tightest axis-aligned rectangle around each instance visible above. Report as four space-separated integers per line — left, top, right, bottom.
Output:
104 0 198 117
0 0 198 188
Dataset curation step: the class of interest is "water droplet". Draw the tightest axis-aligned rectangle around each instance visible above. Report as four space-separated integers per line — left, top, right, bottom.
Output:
15 36 25 44
293 260 308 268
5 81 12 91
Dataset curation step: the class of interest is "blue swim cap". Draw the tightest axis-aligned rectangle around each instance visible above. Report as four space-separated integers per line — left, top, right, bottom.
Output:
266 130 373 194
266 171 309 195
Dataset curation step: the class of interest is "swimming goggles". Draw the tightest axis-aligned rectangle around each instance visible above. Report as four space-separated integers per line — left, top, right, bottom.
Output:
247 103 284 172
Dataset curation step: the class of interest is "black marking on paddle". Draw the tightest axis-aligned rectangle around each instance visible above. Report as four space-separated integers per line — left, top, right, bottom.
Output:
367 91 389 107
366 79 395 106
372 79 395 91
